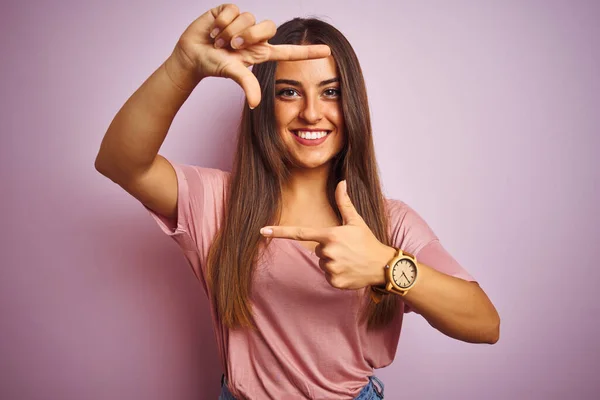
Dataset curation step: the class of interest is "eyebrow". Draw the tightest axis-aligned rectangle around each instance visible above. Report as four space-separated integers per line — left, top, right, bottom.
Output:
275 77 339 87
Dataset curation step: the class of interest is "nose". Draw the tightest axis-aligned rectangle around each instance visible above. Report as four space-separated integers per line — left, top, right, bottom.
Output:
298 94 323 124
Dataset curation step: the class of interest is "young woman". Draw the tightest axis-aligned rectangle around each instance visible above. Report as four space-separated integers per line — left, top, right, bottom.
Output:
95 4 500 400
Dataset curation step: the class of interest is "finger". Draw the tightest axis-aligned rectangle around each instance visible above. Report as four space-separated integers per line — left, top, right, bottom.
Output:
322 270 345 289
335 180 361 225
267 44 331 61
181 8 218 38
318 260 332 278
260 226 330 243
323 270 333 286
214 12 256 49
208 4 240 39
222 62 262 108
230 20 277 50
318 258 328 273
314 243 326 259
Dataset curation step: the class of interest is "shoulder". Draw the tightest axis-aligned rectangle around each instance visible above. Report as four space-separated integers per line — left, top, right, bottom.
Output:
384 198 408 216
173 164 231 193
384 198 420 224
177 164 230 182
384 197 439 253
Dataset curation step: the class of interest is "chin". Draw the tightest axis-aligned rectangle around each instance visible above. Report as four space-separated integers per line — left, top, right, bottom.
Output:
288 157 335 171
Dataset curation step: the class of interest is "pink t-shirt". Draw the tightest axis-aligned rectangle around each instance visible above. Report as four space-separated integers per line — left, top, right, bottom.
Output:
146 161 475 400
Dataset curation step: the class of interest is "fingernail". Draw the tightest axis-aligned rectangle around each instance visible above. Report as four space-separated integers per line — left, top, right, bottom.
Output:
210 28 220 38
214 38 225 49
231 37 244 49
260 227 273 236
342 180 347 195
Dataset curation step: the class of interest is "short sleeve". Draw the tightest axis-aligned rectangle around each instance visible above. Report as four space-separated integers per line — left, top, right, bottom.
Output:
385 199 476 313
145 159 229 294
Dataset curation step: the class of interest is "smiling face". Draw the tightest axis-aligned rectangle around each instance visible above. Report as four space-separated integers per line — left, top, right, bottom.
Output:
274 56 345 171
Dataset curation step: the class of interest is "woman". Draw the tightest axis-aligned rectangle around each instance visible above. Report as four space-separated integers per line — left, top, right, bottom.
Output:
95 4 500 399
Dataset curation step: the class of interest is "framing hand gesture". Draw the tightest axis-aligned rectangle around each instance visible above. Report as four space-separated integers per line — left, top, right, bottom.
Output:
172 4 331 107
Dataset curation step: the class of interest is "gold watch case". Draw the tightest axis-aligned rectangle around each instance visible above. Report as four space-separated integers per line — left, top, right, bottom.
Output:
370 249 418 303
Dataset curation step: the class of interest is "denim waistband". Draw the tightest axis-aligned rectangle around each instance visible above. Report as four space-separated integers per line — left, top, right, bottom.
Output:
219 374 384 399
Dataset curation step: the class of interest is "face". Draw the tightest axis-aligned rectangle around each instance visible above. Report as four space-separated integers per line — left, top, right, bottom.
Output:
392 259 417 289
274 56 345 171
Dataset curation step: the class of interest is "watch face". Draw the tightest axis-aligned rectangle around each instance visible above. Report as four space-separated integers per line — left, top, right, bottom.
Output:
392 258 417 289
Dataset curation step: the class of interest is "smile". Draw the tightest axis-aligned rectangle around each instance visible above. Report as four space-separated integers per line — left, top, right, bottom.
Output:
291 130 331 146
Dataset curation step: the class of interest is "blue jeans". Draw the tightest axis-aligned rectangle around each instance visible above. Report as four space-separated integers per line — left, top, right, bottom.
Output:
219 374 384 399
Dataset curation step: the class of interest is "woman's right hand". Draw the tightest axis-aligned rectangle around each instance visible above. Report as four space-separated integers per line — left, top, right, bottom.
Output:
169 4 331 108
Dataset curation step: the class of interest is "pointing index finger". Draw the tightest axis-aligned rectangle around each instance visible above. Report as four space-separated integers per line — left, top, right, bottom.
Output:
267 44 331 61
261 226 330 243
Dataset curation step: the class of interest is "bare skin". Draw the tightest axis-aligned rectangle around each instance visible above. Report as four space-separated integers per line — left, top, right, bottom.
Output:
273 56 346 251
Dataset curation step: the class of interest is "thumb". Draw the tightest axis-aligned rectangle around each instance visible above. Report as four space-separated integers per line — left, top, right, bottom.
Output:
223 62 261 108
335 180 361 225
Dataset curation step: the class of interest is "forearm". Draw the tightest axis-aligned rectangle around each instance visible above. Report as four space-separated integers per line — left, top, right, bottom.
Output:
404 262 500 344
95 52 202 181
372 245 500 344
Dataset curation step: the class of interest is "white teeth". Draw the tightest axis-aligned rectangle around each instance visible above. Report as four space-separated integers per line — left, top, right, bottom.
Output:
296 131 328 140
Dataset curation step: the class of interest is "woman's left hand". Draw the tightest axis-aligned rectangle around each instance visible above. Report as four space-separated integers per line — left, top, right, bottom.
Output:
260 181 395 290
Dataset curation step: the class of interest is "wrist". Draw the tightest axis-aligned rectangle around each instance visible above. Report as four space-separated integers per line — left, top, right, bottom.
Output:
164 51 204 93
372 245 396 287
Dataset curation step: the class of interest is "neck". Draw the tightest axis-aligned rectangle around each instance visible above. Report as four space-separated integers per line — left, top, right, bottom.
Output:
278 163 343 228
281 164 331 209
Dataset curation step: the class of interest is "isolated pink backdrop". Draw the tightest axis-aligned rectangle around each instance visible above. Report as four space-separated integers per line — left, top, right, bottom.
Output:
1 0 599 399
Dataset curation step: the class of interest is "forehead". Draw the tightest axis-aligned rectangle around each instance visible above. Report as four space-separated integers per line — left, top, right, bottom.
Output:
275 56 338 83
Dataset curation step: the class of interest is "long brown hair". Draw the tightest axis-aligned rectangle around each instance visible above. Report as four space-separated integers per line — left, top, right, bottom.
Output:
206 18 400 331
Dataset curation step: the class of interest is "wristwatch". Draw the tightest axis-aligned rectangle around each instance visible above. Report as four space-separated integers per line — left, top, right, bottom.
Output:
370 248 419 304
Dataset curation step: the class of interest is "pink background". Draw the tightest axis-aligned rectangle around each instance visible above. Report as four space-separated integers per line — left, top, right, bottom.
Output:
2 0 599 399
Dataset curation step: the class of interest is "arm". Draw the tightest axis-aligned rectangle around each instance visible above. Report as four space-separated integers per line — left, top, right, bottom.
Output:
95 54 201 179
376 245 500 344
95 4 331 221
261 181 500 345
94 53 201 220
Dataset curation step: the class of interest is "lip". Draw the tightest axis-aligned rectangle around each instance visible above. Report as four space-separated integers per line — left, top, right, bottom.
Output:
290 130 331 146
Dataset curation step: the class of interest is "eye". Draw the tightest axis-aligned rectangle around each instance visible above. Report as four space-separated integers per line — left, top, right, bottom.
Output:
276 88 300 98
323 88 341 98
